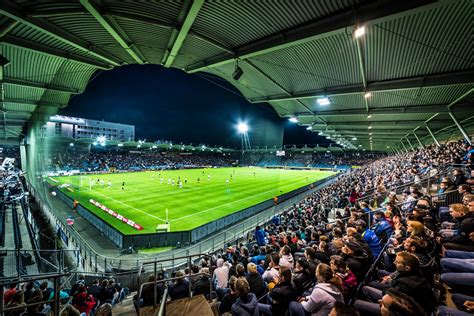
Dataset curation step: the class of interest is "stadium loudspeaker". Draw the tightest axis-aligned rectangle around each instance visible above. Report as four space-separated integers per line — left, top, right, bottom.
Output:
21 253 34 266
232 66 244 81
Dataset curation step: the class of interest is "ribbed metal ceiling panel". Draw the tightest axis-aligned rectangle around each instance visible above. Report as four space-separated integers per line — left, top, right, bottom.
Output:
174 36 229 69
102 0 183 25
3 102 36 113
10 23 103 61
248 32 360 93
114 16 172 50
192 0 359 48
365 0 473 82
370 84 474 108
5 85 44 101
1 44 64 84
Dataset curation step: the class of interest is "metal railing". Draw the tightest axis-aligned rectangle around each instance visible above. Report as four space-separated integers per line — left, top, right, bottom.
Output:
0 272 69 316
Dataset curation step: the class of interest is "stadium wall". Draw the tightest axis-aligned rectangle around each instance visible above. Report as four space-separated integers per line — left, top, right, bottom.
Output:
53 174 339 248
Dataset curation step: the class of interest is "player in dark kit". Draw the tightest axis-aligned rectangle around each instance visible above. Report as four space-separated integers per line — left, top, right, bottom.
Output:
122 181 125 190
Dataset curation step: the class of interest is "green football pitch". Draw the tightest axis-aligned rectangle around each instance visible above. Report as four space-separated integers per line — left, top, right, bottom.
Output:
51 167 335 234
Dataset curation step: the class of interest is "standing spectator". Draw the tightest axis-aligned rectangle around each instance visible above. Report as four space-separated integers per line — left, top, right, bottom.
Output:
255 226 267 246
4 284 17 305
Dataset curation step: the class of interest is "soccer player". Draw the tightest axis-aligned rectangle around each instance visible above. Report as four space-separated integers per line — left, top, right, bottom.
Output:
226 179 229 186
168 178 171 184
160 177 164 184
171 179 175 186
197 177 200 183
100 179 104 186
179 181 183 189
184 177 188 184
122 181 125 190
208 174 211 181
108 181 112 187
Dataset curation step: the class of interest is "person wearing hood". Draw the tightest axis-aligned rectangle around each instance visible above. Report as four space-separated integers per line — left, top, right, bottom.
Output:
288 263 343 316
341 241 369 283
279 245 294 270
231 278 259 316
192 268 211 299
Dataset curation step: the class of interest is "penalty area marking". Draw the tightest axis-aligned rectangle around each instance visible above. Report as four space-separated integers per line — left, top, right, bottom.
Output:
90 188 167 223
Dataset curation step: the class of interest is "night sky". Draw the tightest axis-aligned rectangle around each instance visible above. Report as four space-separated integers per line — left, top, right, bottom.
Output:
61 65 330 148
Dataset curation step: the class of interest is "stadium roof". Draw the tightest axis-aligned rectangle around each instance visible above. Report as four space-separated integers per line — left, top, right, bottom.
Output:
0 0 473 151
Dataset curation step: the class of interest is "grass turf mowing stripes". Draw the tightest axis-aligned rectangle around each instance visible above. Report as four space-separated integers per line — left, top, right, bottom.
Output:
52 167 335 234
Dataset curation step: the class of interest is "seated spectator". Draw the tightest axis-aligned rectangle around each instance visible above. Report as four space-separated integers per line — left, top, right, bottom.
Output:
355 219 382 259
292 258 313 296
259 266 296 316
328 302 360 316
72 284 96 315
262 253 280 285
245 263 265 298
231 278 259 316
168 270 190 300
379 289 425 316
5 290 25 316
192 268 211 299
219 276 239 315
372 211 393 242
288 263 343 316
330 255 357 304
355 251 435 314
341 241 369 282
279 245 294 270
4 284 17 305
133 274 164 314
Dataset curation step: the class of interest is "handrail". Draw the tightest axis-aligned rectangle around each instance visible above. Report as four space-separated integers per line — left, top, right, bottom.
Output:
157 287 168 316
138 272 212 313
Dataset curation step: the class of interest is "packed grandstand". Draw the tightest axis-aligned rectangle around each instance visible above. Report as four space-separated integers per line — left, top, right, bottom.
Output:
0 140 473 315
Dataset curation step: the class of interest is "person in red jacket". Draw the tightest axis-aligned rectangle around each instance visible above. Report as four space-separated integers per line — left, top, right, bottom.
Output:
72 284 96 315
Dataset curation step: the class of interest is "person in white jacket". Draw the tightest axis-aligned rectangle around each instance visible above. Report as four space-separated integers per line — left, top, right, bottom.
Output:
288 263 343 316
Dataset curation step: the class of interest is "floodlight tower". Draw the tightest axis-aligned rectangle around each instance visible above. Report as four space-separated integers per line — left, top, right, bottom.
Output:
237 123 251 150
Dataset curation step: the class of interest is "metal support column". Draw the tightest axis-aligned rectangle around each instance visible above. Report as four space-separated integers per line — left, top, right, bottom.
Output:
400 140 408 152
425 124 440 146
448 109 472 145
405 136 415 150
413 131 424 148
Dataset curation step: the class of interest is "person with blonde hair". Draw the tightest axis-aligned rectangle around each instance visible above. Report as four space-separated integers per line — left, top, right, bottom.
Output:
246 263 265 298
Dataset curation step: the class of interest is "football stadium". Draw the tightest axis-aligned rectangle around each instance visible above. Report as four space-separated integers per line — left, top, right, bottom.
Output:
0 1 474 315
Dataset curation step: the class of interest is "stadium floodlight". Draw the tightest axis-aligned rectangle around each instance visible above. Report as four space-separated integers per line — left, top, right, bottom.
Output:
201 145 206 149
137 144 141 148
317 97 330 106
368 125 372 129
318 131 323 135
367 114 372 119
237 122 249 133
352 137 357 140
117 143 123 147
306 126 312 130
93 142 98 146
354 26 365 38
69 143 74 147
288 117 298 123
364 92 372 98
326 136 331 139
97 136 106 143
152 145 157 149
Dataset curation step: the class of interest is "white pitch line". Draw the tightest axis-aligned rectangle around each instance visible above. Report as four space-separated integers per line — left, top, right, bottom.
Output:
90 189 167 223
169 180 307 223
